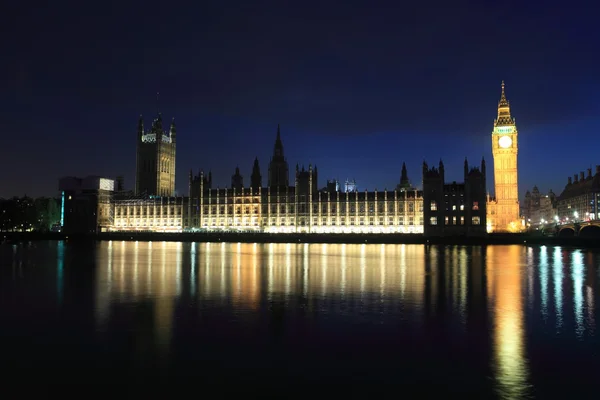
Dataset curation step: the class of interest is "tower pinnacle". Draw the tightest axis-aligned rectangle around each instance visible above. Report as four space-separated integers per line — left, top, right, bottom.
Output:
495 81 514 126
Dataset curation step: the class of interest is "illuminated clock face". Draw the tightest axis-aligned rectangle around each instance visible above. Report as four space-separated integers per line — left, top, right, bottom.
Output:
499 135 512 148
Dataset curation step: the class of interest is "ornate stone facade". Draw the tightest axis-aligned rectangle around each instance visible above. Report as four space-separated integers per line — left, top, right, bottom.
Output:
135 113 176 197
487 82 521 232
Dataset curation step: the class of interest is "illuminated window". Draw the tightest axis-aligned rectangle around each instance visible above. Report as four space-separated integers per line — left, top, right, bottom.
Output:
430 201 437 211
460 216 464 225
472 202 479 210
429 216 437 225
452 216 457 225
472 216 481 225
460 204 464 211
452 205 456 211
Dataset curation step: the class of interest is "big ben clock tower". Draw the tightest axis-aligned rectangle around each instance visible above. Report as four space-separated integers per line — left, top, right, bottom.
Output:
491 81 520 232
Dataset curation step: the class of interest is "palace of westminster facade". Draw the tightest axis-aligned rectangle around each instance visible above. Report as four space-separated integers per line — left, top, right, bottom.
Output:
107 83 521 235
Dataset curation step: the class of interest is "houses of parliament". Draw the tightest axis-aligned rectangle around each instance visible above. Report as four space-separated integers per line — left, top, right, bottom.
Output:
107 83 522 235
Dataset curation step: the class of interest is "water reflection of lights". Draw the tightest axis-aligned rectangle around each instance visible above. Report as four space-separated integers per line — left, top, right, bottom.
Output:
303 246 308 298
458 247 467 323
176 242 182 296
133 241 139 296
527 247 534 311
379 244 385 300
360 244 366 296
553 247 563 330
539 246 548 320
340 244 347 296
57 241 64 304
220 243 226 298
487 246 529 399
190 242 196 296
96 242 431 329
205 242 211 297
571 250 584 338
320 244 328 297
586 286 595 334
400 245 406 298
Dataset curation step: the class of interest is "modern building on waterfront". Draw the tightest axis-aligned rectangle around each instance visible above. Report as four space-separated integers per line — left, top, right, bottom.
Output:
58 176 114 233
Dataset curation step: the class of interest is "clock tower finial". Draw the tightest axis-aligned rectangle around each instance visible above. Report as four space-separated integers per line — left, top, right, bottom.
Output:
496 81 513 126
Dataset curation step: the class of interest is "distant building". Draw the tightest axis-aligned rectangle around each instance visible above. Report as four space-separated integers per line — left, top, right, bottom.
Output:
58 176 114 234
422 158 487 237
523 186 556 228
556 166 600 224
344 179 357 193
135 113 176 197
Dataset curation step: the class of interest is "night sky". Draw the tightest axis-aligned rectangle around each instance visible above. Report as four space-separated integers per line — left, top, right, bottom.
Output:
2 0 598 199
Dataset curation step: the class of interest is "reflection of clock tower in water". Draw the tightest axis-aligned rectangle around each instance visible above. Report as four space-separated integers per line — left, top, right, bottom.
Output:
491 81 520 232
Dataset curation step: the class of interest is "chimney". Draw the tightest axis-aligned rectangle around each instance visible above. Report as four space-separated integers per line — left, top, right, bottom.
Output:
574 174 578 183
580 171 585 181
568 177 572 185
588 168 592 179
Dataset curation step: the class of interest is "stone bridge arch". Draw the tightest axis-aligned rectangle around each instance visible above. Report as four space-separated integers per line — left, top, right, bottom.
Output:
579 224 600 238
557 226 576 237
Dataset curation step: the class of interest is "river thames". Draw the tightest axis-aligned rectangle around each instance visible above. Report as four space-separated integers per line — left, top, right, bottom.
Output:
0 241 598 397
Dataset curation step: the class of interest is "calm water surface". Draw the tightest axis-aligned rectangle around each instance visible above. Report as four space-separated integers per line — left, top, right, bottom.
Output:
1 241 599 397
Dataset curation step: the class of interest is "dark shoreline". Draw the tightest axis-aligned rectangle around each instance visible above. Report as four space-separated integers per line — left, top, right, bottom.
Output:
2 231 599 248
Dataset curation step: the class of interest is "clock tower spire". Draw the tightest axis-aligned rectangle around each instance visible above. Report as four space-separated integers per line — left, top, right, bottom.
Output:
490 81 520 232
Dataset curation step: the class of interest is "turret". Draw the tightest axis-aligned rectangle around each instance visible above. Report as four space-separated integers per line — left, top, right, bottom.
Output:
153 113 163 134
137 115 144 139
231 166 243 190
169 118 176 144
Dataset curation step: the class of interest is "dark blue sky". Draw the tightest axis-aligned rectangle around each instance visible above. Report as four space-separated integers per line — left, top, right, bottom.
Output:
2 0 598 198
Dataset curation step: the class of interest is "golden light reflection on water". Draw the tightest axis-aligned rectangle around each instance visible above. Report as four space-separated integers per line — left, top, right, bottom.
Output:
90 241 598 389
95 242 430 329
486 245 530 399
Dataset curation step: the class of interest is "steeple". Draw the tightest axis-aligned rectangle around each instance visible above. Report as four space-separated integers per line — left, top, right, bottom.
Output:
251 157 262 188
400 162 408 185
495 81 514 126
397 162 411 191
273 124 284 159
268 124 289 189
